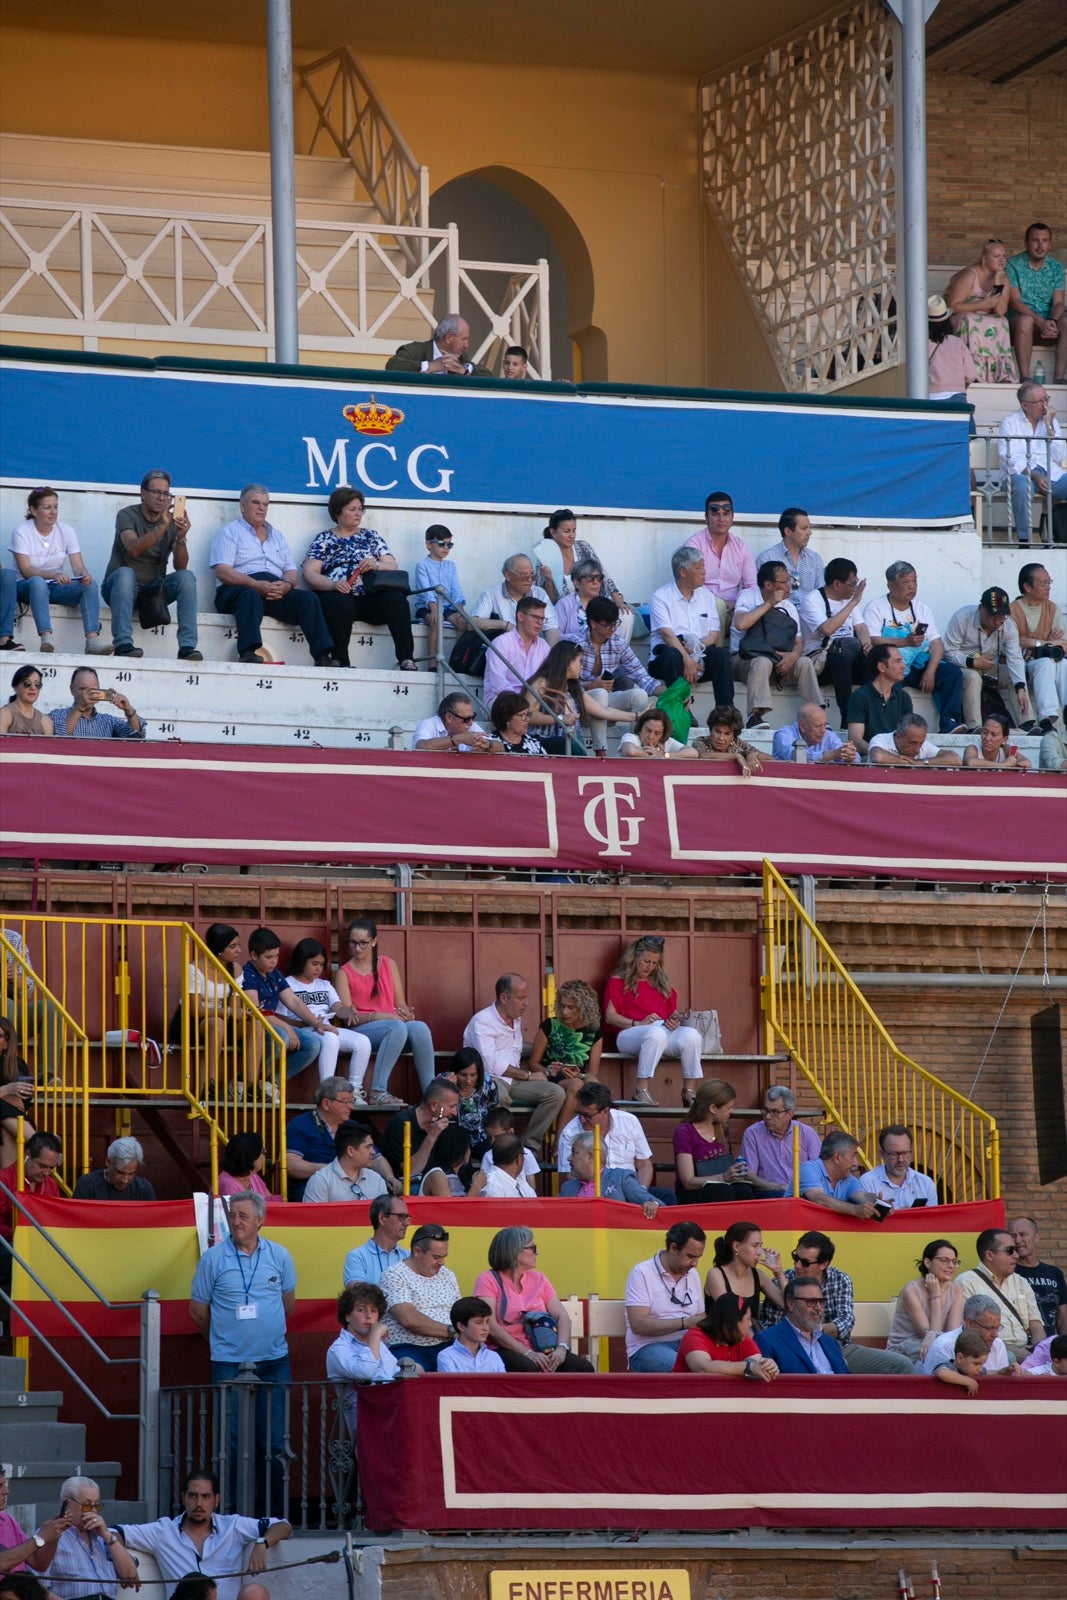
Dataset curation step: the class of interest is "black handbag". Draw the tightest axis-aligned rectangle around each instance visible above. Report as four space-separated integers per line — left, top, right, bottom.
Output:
136 584 172 629
738 606 797 659
449 629 489 677
492 1269 559 1353
362 568 411 594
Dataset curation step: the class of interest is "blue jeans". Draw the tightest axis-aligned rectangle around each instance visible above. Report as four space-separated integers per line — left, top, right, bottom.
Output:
212 1354 290 1516
356 1017 435 1093
0 568 17 638
389 1341 449 1372
628 1339 682 1373
102 566 199 651
17 575 101 637
1010 471 1067 544
268 1025 322 1081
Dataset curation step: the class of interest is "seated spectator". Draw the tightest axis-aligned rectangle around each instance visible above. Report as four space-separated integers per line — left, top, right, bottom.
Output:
170 1578 218 1600
558 1130 663 1218
462 975 565 1156
919 1294 1013 1375
285 1077 368 1201
731 560 821 730
648 547 734 708
501 345 530 379
793 1131 879 1219
528 978 603 1124
673 1292 780 1380
50 666 144 740
574 597 660 749
755 1276 849 1374
301 486 415 670
1040 721 1067 771
480 1134 537 1198
702 1220 786 1324
739 1086 821 1197
997 382 1066 547
420 1124 475 1198
526 640 594 754
282 938 372 1096
385 313 491 376
868 713 961 768
302 1121 388 1203
945 237 1016 383
209 485 336 666
72 1136 155 1201
673 1080 757 1205
0 566 17 655
0 1468 67 1577
10 487 111 656
413 691 500 755
474 1225 593 1372
624 1221 708 1372
447 1047 499 1158
342 1194 411 1287
691 704 762 776
888 1238 964 1366
846 643 913 758
0 1017 33 1170
380 1222 461 1371
531 513 634 640
102 468 200 661
471 555 560 645
326 1282 398 1433
1011 563 1066 735
863 562 965 733
956 1228 1044 1360
1022 1333 1067 1376
1006 223 1066 388
39 1474 140 1598
379 1075 460 1188
943 586 1031 730
476 1107 540 1193
1 1572 49 1600
925 295 977 419
963 712 1033 771
797 559 871 726
0 665 53 737
335 916 436 1105
482 595 552 708
755 508 825 595
242 928 328 1086
218 1130 274 1200
0 1132 62 1249
857 1123 938 1209
557 557 636 645
932 1327 989 1395
683 490 756 630
1010 1214 1067 1339
437 1295 507 1373
771 702 858 765
412 524 465 640
620 706 695 759
603 935 705 1107
556 1081 674 1205
490 690 546 755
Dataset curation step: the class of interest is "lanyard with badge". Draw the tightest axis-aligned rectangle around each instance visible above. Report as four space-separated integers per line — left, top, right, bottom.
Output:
234 1240 262 1319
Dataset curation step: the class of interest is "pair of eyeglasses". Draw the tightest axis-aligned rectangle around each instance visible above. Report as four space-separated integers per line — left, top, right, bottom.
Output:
794 1295 825 1306
637 936 665 950
664 1281 693 1308
429 538 454 548
581 572 604 582
390 1210 412 1222
449 713 475 724
348 937 372 947
792 1253 823 1267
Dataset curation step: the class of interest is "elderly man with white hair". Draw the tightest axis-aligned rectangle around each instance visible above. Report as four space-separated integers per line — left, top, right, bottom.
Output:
39 1475 140 1598
72 1136 156 1201
739 1086 822 1196
470 553 560 644
385 312 492 377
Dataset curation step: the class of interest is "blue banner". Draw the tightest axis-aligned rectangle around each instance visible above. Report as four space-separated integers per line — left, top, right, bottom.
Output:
0 357 971 524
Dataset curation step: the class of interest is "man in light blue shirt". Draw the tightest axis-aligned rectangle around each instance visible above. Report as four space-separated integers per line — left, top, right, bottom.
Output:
436 1295 507 1374
342 1194 412 1286
115 1469 290 1600
756 508 826 595
858 1123 939 1210
793 1130 879 1219
209 484 336 665
771 703 859 764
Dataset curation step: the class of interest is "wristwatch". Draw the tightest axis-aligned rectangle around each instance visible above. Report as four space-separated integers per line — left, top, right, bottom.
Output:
255 1537 267 1546
33 1534 45 1549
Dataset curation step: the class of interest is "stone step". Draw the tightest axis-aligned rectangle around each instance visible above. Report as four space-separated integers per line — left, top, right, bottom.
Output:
0 1418 86 1462
0 1388 64 1427
3 1463 127 1513
0 1352 27 1389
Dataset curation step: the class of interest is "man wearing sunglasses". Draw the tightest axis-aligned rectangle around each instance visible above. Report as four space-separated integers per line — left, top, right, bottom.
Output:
760 1230 912 1374
413 691 500 755
754 1276 849 1375
956 1229 1044 1361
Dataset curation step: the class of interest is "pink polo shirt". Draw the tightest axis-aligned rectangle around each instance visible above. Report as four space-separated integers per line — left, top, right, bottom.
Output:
683 528 757 605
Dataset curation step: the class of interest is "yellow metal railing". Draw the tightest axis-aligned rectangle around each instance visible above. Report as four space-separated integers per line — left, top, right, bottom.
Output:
760 862 1000 1203
1 917 288 1196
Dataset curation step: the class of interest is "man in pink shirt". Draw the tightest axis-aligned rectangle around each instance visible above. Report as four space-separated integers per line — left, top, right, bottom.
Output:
684 491 757 629
482 594 551 706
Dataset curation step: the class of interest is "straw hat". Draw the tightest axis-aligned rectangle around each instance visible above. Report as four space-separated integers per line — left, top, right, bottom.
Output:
927 294 952 323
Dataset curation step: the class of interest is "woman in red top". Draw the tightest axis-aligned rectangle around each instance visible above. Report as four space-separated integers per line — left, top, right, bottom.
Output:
673 1293 780 1380
335 917 436 1107
603 935 704 1107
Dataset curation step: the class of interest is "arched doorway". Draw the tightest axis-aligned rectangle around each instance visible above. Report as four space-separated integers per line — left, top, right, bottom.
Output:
428 167 603 381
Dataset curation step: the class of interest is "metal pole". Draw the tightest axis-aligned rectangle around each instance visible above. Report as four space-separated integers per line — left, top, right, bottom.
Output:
886 0 940 398
267 0 299 365
139 1290 161 1517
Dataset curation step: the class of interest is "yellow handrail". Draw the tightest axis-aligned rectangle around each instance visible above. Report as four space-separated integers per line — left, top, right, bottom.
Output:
760 861 1000 1203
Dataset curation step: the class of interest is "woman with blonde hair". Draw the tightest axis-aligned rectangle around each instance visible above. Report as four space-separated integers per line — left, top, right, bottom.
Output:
673 1078 757 1202
946 238 1017 384
529 978 603 1124
603 935 704 1107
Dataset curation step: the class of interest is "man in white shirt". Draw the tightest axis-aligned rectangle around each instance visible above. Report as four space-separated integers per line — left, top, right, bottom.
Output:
114 1470 290 1600
624 1221 707 1371
648 545 735 706
956 1229 1045 1361
732 560 821 729
555 1080 665 1192
863 561 965 732
412 691 501 754
471 554 560 642
867 714 961 767
481 595 551 707
857 1124 938 1210
997 382 1066 545
942 586 1032 730
462 974 565 1154
919 1295 1014 1375
798 558 871 726
481 1135 538 1197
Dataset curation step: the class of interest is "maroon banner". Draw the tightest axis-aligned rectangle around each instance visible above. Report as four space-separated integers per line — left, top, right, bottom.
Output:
356 1374 1066 1532
2 743 1063 880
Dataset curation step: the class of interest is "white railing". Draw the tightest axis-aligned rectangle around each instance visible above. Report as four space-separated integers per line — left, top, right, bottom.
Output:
464 262 551 379
0 197 549 372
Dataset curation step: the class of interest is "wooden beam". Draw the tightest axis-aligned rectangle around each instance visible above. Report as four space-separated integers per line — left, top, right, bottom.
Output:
993 36 1067 80
927 0 1028 59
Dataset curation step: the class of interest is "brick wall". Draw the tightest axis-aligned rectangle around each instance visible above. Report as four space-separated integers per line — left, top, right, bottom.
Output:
926 73 1067 269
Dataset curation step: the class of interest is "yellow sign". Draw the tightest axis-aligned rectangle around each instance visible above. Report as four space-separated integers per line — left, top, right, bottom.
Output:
489 1573 691 1600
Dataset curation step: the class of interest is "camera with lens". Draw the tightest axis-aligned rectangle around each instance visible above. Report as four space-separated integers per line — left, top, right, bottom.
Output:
1032 643 1065 662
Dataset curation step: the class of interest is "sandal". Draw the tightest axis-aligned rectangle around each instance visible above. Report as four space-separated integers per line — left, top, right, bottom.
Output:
681 1086 698 1107
633 1085 658 1106
398 659 418 672
368 1089 405 1108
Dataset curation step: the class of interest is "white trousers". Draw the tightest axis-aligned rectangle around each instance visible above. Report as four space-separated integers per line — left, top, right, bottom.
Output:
616 1022 704 1080
316 1027 373 1087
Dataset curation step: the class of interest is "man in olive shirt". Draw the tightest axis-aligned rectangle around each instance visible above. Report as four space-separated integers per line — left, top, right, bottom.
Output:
846 643 913 757
102 467 201 659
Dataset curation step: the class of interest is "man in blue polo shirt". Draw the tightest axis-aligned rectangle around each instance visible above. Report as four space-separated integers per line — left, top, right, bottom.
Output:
114 1469 290 1600
342 1194 412 1286
793 1130 879 1219
190 1191 296 1516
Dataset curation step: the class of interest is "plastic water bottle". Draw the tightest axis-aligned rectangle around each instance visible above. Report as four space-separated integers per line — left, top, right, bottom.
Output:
793 741 808 763
1034 359 1045 384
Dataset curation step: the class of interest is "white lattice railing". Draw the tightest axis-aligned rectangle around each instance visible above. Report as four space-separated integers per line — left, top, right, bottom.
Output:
0 197 551 374
463 262 551 380
700 0 899 394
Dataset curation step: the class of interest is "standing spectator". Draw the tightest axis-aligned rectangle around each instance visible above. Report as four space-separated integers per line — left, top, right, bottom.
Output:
950 1229 1044 1362
738 1086 821 1197
72 1137 156 1201
683 490 756 629
37 1476 139 1599
218 1131 274 1200
863 562 965 733
603 936 704 1107
281 938 372 1095
301 487 415 670
210 485 336 666
102 468 201 660
731 560 821 730
942 586 1031 731
755 508 825 595
379 1222 460 1371
997 383 1066 546
9 488 110 656
462 975 565 1156
335 917 436 1104
797 559 870 726
473 1225 593 1373
0 665 53 738
761 1230 912 1374
412 524 465 643
112 1470 290 1600
302 1121 388 1203
48 667 144 740
648 547 734 707
1010 1215 1067 1338
189 1191 296 1515
624 1221 707 1372
946 237 1017 383
925 295 977 416
342 1194 411 1288
1006 222 1066 385
1010 563 1066 735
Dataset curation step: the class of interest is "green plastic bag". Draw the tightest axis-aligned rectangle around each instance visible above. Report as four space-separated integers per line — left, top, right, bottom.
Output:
655 676 695 744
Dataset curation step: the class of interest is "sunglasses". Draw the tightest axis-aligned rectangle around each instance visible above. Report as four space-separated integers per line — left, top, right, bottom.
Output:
449 713 475 724
792 1253 823 1267
637 936 665 950
429 538 454 547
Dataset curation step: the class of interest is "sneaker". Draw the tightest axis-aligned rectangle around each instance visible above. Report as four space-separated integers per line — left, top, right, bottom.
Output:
238 649 262 664
260 1079 278 1105
84 636 114 655
178 647 203 662
350 1084 370 1106
368 1089 405 1108
39 637 54 653
745 712 769 730
1037 716 1058 735
114 644 144 658
0 638 24 651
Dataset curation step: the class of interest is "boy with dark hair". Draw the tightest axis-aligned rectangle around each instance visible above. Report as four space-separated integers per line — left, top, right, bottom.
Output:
242 927 336 1084
933 1327 989 1396
437 1296 507 1374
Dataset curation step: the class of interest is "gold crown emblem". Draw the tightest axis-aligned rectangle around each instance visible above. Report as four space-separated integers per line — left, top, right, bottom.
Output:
343 396 405 436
